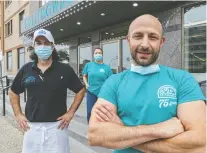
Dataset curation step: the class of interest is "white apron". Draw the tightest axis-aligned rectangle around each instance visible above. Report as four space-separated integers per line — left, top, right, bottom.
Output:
22 121 70 153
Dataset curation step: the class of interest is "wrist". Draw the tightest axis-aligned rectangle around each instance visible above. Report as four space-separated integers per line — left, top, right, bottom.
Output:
67 110 75 116
152 123 167 139
136 124 163 139
15 111 23 117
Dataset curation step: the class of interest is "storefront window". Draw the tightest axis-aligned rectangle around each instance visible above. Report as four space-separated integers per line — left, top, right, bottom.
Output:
122 39 131 70
79 46 92 77
184 3 206 73
102 41 118 74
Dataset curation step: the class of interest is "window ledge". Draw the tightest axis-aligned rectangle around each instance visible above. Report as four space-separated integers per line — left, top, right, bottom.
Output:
5 33 13 38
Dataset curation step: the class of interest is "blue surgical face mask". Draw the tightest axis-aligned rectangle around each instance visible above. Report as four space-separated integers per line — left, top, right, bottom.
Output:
34 45 53 60
94 54 103 62
131 64 160 75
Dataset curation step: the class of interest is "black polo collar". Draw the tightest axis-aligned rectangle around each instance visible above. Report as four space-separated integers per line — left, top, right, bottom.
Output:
32 61 57 71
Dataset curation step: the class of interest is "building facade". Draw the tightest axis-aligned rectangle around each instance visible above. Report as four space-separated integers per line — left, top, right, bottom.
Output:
0 0 54 78
1 1 206 85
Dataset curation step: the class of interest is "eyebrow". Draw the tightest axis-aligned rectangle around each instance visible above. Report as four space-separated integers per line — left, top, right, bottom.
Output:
132 31 160 37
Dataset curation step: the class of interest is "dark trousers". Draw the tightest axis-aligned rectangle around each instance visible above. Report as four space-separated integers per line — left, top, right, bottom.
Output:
86 90 98 122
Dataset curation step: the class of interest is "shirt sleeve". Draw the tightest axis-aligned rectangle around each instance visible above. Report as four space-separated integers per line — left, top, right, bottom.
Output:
107 66 113 78
178 71 206 104
82 63 89 75
67 66 84 93
98 75 119 106
11 66 25 95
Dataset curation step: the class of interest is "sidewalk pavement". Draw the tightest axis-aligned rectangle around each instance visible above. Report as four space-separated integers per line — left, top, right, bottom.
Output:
0 116 23 153
0 116 78 153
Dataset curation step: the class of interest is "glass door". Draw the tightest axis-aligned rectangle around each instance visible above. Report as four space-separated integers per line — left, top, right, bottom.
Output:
101 41 119 74
78 44 92 77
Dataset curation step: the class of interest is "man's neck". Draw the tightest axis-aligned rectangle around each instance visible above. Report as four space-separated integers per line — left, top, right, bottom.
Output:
37 58 53 72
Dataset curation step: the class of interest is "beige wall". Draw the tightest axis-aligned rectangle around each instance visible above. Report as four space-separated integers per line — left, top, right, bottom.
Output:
4 0 29 22
4 1 29 51
4 0 39 75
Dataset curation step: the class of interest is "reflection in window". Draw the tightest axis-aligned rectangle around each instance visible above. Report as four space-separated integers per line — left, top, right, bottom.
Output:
122 39 131 70
7 51 12 71
56 44 70 64
18 48 25 69
184 3 206 73
102 42 118 74
79 46 92 77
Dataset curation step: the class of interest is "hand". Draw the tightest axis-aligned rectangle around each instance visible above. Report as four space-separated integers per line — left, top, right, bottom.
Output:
95 104 124 125
16 113 29 131
57 111 74 130
158 117 184 138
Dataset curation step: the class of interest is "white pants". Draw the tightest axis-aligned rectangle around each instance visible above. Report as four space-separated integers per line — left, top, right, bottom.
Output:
22 121 70 153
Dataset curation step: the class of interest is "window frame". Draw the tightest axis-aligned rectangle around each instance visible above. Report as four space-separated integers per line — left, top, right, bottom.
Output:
7 51 12 71
181 2 206 81
19 10 25 36
5 0 12 9
5 20 12 37
17 47 25 69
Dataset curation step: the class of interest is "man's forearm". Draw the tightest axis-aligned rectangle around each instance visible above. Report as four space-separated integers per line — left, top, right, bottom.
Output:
134 130 206 153
9 90 22 116
68 88 85 113
88 122 165 149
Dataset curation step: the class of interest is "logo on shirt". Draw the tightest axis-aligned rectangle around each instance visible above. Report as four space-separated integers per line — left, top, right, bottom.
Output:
157 85 177 108
100 69 105 73
25 76 36 83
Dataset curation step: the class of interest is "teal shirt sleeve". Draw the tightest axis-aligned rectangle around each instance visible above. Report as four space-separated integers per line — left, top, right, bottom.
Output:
107 66 113 78
98 75 119 106
82 63 89 75
178 72 206 104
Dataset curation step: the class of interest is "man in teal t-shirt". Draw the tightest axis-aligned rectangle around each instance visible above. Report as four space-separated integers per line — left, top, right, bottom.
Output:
88 14 206 153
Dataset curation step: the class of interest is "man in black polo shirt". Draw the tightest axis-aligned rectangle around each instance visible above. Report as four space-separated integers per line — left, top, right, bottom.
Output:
9 29 85 153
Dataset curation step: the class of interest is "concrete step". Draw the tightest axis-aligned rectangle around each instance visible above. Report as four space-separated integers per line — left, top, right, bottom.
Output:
70 116 113 153
69 136 97 153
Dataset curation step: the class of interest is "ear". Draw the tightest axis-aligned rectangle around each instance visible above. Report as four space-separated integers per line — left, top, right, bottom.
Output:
160 36 165 48
126 35 130 47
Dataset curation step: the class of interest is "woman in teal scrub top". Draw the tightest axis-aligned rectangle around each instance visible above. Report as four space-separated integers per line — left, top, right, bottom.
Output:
82 48 112 122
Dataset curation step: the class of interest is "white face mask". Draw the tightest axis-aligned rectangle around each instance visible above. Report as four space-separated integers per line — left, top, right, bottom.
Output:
131 64 160 75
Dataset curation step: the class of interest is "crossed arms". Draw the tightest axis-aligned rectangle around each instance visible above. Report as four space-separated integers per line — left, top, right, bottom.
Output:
88 98 206 153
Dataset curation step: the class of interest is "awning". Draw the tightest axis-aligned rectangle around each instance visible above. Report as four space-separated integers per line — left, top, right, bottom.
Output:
22 1 187 44
21 0 81 34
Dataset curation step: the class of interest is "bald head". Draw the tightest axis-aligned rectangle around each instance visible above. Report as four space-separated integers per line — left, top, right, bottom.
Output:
128 14 163 37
